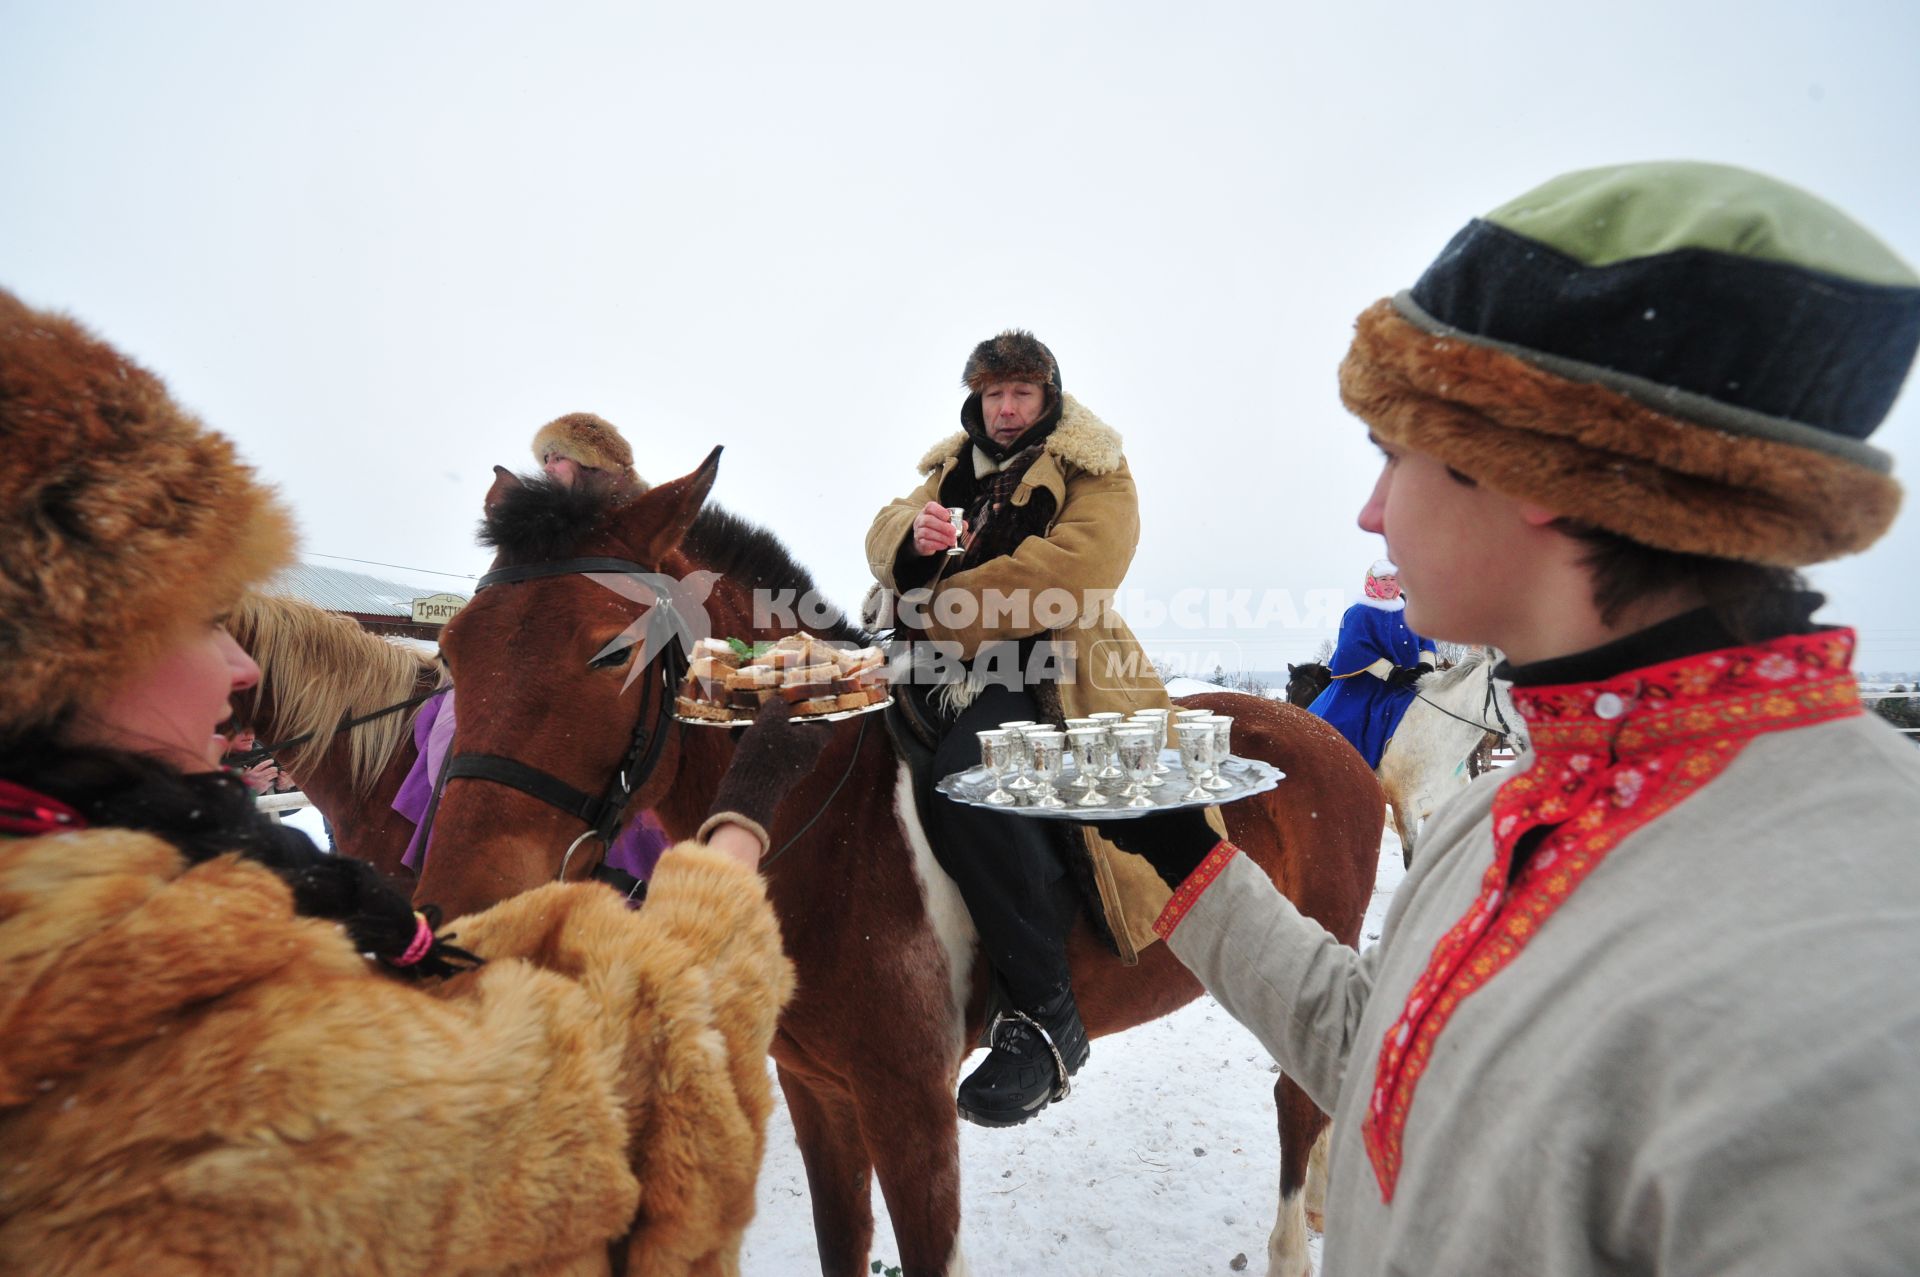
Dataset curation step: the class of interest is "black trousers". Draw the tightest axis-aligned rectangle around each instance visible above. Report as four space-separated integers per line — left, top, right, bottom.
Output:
925 682 1072 1008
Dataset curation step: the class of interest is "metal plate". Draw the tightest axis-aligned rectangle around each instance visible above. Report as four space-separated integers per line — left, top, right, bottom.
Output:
673 695 895 728
934 750 1284 821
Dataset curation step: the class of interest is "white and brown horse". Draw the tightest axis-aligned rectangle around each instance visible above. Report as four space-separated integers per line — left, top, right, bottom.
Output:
413 452 1385 1277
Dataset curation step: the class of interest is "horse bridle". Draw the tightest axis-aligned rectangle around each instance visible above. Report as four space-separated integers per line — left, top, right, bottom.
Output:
1413 662 1519 748
233 685 447 766
413 556 689 878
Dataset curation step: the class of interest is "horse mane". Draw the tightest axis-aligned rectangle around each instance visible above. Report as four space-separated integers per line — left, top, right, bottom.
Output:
478 473 614 564
229 593 445 791
477 472 871 646
681 506 872 646
1425 647 1491 691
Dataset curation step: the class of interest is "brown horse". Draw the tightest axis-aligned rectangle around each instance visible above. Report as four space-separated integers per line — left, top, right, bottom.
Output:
416 452 1384 1277
228 593 444 881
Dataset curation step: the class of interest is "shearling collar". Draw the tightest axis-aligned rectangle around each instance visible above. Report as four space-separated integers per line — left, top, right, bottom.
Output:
917 394 1123 477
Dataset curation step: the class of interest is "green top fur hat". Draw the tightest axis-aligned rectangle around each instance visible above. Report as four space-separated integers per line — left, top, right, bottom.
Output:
0 288 296 732
1339 161 1920 566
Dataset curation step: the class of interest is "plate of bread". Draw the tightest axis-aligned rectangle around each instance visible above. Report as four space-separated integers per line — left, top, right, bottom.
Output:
674 632 892 726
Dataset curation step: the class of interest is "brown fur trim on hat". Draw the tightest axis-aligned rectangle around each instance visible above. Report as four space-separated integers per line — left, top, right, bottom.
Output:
0 290 297 731
962 330 1060 394
1338 299 1902 566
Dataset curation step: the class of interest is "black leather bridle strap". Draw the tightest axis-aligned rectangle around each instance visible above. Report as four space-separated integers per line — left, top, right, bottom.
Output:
419 554 688 873
443 754 602 825
476 557 652 589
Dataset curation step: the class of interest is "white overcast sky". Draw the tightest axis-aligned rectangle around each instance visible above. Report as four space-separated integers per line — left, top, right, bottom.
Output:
6 1 1918 672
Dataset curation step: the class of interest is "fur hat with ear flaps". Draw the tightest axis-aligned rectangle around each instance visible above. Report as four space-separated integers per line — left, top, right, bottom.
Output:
1339 161 1920 567
531 411 648 499
0 288 296 733
962 329 1063 396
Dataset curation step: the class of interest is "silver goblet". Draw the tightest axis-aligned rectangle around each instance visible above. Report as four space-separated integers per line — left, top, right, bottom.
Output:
1026 731 1068 809
975 729 1018 806
1065 728 1109 806
1202 715 1235 791
1174 721 1216 802
1113 728 1160 809
1130 709 1172 777
1085 712 1129 779
998 720 1038 793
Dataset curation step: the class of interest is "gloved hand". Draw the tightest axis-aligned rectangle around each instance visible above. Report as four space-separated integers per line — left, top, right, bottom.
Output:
699 699 831 854
1093 807 1226 889
1384 664 1424 690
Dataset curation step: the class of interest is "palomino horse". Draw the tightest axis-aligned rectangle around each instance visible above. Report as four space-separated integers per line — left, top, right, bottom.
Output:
1375 651 1523 868
415 452 1384 1277
227 593 444 881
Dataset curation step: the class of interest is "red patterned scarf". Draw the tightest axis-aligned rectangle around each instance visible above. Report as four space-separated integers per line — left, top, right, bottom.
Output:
0 780 87 836
1360 628 1863 1200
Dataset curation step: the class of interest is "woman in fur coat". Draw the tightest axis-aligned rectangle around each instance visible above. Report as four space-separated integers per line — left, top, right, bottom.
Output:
0 287 809 1276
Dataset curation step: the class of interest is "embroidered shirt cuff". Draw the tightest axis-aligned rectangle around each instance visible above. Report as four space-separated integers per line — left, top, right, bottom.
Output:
1153 841 1240 939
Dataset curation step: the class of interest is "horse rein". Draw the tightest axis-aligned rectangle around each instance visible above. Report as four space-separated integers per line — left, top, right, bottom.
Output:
1413 663 1519 749
412 556 689 880
231 684 447 767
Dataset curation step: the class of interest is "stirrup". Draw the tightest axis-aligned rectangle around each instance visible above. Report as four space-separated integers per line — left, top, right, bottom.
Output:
992 1008 1072 1102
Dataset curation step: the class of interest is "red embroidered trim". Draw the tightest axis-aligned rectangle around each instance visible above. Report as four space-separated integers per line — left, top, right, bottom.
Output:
1153 841 1240 939
1360 629 1862 1200
0 780 87 837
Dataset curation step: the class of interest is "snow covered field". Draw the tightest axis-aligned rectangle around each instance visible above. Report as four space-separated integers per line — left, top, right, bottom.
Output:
741 829 1409 1277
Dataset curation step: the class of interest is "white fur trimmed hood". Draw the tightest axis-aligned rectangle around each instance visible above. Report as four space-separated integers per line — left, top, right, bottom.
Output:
916 394 1124 478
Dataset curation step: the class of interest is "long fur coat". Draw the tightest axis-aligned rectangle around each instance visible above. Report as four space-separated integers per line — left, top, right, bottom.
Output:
0 828 793 1276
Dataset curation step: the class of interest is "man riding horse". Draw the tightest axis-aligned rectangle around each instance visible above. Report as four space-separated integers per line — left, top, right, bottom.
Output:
866 330 1215 1126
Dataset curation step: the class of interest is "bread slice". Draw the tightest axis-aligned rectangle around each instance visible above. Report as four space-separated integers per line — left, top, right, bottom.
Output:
794 695 842 716
693 637 742 670
834 692 872 712
782 661 840 686
726 665 781 691
676 695 734 723
780 681 836 703
729 687 780 709
835 646 886 677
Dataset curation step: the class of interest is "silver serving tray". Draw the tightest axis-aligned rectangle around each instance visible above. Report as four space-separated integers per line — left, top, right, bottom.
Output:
934 750 1283 821
673 695 894 728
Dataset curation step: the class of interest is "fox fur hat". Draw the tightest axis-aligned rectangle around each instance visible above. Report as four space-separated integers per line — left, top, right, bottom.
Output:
962 330 1063 396
0 288 296 732
531 411 647 499
1339 162 1920 567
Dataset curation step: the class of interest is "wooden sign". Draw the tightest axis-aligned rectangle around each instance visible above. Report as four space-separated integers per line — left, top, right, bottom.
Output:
410 593 467 626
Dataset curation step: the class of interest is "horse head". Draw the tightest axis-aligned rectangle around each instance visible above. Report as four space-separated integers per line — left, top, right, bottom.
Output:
417 448 728 917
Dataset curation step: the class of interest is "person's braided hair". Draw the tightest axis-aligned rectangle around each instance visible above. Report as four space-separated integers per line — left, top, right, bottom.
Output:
2 728 478 979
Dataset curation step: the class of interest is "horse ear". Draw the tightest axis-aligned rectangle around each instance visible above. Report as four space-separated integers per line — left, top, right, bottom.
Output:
484 465 527 517
619 446 721 565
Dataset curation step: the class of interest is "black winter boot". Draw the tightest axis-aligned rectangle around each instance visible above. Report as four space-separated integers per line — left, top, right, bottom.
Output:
956 984 1091 1127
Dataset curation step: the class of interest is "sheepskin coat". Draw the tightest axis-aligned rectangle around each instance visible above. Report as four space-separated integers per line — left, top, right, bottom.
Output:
0 827 793 1276
866 394 1221 959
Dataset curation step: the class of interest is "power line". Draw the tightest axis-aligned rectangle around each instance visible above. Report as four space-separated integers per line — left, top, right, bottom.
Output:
302 551 478 582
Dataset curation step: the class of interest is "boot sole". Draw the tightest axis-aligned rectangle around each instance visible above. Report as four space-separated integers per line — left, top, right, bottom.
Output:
957 1095 1052 1128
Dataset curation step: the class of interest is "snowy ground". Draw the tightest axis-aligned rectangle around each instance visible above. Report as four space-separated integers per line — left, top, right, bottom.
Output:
741 829 1409 1277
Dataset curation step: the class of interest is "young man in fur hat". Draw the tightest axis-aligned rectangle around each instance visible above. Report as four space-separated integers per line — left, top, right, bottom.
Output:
866 331 1204 1126
1100 163 1920 1273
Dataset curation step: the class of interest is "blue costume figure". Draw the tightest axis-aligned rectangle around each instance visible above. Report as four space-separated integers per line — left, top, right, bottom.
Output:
1308 560 1437 768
